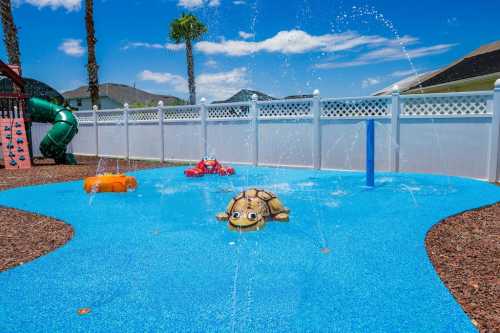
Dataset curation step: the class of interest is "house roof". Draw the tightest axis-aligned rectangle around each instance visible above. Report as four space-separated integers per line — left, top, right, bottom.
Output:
63 83 185 106
285 94 314 99
213 89 275 103
376 40 500 95
413 40 500 89
374 70 438 95
464 41 500 58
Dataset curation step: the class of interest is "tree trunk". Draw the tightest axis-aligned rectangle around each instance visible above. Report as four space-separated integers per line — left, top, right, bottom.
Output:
185 39 196 105
0 0 21 71
85 0 99 108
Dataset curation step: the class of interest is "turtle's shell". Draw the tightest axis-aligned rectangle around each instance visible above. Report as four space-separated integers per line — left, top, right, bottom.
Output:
225 188 288 218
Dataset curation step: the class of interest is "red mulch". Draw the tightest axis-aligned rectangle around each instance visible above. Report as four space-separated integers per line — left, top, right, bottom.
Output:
426 202 500 332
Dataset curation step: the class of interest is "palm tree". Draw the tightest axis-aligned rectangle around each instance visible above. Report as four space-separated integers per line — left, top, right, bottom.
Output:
0 0 21 71
85 0 99 107
169 13 207 105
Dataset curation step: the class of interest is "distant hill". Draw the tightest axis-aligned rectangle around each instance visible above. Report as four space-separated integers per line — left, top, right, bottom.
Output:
214 89 321 104
213 89 276 103
63 83 186 107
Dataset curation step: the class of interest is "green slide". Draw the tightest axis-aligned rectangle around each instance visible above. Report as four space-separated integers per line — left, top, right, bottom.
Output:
28 97 79 165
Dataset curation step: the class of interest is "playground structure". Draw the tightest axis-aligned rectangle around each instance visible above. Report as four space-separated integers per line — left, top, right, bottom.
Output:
83 173 138 193
184 157 235 177
0 60 79 169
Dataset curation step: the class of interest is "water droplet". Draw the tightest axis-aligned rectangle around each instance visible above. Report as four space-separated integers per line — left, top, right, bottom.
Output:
320 247 331 255
77 307 91 316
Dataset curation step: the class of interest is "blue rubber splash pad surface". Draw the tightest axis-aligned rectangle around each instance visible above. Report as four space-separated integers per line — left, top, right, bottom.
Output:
1 166 499 332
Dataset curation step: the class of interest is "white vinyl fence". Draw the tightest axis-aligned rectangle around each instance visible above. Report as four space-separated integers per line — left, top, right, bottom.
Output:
33 83 500 182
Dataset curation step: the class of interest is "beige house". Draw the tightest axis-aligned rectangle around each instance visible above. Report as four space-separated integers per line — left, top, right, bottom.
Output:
63 83 185 110
376 41 500 95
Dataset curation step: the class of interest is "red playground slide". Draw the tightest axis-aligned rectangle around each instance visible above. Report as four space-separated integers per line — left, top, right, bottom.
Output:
185 157 235 177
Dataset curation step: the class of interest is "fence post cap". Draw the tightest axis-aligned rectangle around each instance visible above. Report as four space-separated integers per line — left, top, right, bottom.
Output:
313 89 320 97
392 85 400 94
251 94 258 101
158 100 164 107
200 97 206 104
92 105 98 111
495 79 500 89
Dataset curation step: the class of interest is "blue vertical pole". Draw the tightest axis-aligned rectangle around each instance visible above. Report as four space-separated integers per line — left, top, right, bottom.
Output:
366 119 375 187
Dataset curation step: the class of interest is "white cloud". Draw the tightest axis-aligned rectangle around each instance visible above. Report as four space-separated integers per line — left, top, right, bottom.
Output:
122 42 184 51
177 0 220 9
361 77 380 88
238 31 255 40
138 67 249 101
177 0 203 8
139 70 186 87
233 0 245 4
58 39 84 57
204 59 218 68
197 67 249 100
363 44 453 62
195 30 415 57
15 0 81 11
391 69 419 77
315 43 456 69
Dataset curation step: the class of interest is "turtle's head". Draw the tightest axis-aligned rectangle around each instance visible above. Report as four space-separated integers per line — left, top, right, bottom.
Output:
229 205 265 231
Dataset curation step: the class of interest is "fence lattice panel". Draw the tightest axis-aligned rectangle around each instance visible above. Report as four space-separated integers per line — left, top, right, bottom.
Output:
129 110 159 122
97 110 124 123
207 104 250 119
74 111 94 124
258 100 312 118
163 106 200 121
321 98 390 118
402 94 490 116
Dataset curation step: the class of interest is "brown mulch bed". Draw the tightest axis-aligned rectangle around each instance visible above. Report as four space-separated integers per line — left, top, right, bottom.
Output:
0 207 74 272
0 156 172 272
426 202 500 332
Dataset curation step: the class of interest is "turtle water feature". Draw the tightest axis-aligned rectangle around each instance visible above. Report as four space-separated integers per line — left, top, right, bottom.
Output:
1 166 499 332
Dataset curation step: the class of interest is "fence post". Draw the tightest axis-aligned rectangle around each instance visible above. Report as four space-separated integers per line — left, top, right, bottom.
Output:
488 79 500 182
200 98 208 157
390 85 401 172
366 119 375 187
312 89 321 170
93 104 99 157
123 103 129 160
251 94 259 166
158 100 165 163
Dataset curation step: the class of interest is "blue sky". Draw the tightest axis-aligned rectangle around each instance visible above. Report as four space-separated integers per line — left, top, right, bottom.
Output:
2 0 499 101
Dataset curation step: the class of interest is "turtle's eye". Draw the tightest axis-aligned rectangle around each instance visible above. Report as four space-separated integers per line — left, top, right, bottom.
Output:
231 212 241 219
247 212 257 220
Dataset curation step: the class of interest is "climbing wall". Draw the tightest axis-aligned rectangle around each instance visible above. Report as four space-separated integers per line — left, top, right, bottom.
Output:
0 118 31 169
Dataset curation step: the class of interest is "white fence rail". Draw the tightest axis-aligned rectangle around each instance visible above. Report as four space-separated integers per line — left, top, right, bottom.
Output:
33 84 500 182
